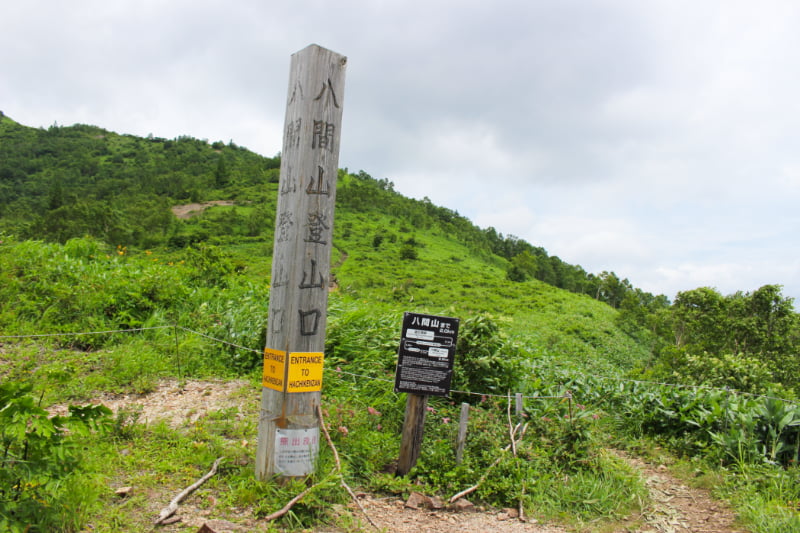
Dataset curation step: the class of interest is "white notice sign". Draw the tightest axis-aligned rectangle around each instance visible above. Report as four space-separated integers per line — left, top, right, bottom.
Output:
407 328 435 341
428 347 449 358
274 427 320 476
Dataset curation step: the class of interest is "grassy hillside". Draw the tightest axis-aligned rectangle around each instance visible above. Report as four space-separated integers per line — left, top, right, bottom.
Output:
0 112 653 374
0 113 647 308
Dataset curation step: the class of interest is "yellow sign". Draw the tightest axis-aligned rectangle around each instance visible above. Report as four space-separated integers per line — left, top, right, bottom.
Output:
287 352 324 392
262 348 286 392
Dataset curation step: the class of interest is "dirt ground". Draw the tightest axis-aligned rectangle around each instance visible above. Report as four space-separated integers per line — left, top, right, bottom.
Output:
329 455 747 533
53 380 747 532
170 201 238 219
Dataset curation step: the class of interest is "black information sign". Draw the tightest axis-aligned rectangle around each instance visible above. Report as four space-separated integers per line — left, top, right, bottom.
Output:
394 312 460 396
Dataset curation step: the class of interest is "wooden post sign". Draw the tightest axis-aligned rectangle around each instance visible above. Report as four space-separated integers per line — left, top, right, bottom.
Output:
256 44 346 480
395 312 459 475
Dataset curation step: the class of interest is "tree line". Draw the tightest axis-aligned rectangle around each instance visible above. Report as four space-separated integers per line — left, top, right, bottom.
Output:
613 283 799 394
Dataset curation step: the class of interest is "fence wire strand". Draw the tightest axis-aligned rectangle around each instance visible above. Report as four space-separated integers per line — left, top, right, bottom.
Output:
175 326 262 355
0 325 173 340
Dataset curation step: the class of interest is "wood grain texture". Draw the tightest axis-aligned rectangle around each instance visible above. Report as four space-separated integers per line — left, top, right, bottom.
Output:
256 44 346 480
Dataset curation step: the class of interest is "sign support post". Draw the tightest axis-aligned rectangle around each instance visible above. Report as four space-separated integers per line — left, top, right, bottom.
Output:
256 44 346 480
397 393 428 475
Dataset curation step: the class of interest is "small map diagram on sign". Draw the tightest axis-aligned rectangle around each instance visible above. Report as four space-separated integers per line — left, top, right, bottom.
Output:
404 329 453 358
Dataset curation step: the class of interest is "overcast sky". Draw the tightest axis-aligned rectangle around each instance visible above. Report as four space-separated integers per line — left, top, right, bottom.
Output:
2 0 799 303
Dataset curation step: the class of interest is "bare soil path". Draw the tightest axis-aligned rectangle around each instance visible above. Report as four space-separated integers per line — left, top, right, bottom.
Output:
613 451 746 533
171 201 238 219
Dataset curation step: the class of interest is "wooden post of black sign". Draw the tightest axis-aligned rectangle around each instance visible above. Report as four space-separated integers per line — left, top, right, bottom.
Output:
255 44 346 480
397 393 428 475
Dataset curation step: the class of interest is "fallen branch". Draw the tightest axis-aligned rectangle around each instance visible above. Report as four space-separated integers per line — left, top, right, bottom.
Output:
449 448 507 503
261 485 316 522
317 404 380 531
449 423 528 504
155 457 223 525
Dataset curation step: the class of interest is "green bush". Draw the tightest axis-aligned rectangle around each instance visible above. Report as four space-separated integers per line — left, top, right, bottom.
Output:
452 315 525 398
651 348 776 395
185 243 235 287
399 243 417 260
0 381 110 532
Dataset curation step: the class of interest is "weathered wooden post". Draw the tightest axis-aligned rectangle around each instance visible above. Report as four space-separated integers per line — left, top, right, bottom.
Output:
256 44 346 480
455 402 470 464
397 393 428 475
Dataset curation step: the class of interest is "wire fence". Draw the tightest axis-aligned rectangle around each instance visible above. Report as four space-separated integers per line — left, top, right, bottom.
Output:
6 322 800 471
0 326 601 413
1 324 798 407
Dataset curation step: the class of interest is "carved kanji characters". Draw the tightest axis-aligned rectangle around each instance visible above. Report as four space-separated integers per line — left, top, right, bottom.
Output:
298 309 322 336
306 166 330 195
277 211 294 242
312 121 335 151
304 212 330 245
299 259 325 289
285 118 301 149
313 78 339 108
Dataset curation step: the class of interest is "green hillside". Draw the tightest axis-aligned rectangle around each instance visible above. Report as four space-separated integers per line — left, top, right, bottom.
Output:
2 115 800 532
0 112 646 306
0 113 657 373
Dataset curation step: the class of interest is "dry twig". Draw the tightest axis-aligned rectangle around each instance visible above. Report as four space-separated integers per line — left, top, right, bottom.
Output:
154 457 223 525
317 404 380 531
449 423 528 504
507 392 517 456
449 449 507 503
260 486 316 521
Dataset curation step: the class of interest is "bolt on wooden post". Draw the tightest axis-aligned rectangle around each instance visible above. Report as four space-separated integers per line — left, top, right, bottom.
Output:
256 44 346 480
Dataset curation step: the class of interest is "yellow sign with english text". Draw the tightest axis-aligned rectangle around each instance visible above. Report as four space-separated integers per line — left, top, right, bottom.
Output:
262 348 286 392
286 352 324 392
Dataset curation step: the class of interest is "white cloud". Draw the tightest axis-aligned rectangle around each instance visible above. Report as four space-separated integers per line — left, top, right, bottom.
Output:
1 0 798 303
